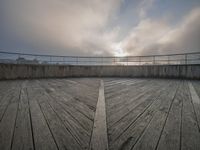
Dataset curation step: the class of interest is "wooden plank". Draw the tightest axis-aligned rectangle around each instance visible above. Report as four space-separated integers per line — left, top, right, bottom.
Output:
0 82 20 121
0 81 13 100
181 81 200 150
43 91 91 149
69 78 101 89
130 81 180 150
0 81 22 150
56 79 99 97
106 79 163 108
90 80 109 150
105 80 149 100
38 80 94 133
108 80 172 149
107 80 164 113
105 79 141 87
104 79 148 97
54 91 94 121
189 82 200 131
156 81 183 150
47 79 99 121
0 78 200 150
104 78 128 86
189 82 200 104
41 80 95 121
11 82 34 150
105 80 159 115
51 89 94 121
49 78 98 98
29 80 82 150
104 78 143 88
108 88 158 129
26 81 59 150
45 79 96 118
52 79 98 111
109 80 178 150
105 81 162 111
191 81 200 98
107 80 171 140
37 79 93 149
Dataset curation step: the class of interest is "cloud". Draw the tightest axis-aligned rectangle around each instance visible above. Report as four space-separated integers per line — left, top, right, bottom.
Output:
1 0 199 56
138 0 155 18
1 0 122 56
121 7 200 55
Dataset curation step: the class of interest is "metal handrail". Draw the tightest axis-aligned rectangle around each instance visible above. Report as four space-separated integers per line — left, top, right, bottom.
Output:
0 51 200 65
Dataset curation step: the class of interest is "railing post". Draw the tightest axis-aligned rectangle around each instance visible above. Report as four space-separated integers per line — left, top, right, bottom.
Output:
168 56 170 65
63 57 65 64
153 56 155 65
139 56 141 65
17 54 20 64
35 55 37 64
50 56 52 64
185 54 187 64
89 57 91 65
76 57 78 65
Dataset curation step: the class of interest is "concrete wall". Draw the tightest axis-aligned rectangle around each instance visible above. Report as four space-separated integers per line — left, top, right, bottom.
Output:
0 63 200 80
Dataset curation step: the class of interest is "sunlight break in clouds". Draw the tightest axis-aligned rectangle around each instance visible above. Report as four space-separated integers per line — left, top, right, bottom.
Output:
1 0 122 56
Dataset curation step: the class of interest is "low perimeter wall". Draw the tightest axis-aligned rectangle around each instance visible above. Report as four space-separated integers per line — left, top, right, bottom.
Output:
0 63 200 80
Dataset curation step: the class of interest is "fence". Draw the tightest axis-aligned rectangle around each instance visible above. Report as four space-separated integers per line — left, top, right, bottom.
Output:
0 51 200 66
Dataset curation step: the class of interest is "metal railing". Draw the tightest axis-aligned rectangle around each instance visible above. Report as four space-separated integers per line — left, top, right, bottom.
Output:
0 51 200 66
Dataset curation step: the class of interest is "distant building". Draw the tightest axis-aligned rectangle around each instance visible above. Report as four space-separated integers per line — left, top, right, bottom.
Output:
0 59 16 64
16 57 39 64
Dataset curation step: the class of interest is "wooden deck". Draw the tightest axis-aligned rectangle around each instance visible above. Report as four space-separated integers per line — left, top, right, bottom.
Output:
0 78 200 150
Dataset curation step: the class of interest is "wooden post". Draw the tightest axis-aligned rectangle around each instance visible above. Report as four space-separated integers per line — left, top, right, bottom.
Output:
153 56 155 65
185 54 187 64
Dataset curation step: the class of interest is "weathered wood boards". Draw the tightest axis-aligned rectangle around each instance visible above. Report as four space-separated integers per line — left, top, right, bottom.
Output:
90 80 109 150
11 82 34 150
0 78 99 150
181 82 200 150
105 79 200 150
189 81 200 132
0 81 22 150
0 78 200 150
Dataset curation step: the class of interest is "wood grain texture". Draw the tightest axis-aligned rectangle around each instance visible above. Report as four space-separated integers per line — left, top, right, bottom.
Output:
90 80 109 150
0 78 200 150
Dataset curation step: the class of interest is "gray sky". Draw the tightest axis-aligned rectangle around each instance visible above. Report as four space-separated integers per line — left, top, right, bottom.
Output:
0 0 200 56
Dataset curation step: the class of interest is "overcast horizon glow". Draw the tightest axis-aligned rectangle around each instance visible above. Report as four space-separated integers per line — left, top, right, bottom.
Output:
0 0 200 56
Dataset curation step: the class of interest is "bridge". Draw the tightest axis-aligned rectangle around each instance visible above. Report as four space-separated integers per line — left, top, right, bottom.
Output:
0 51 200 150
